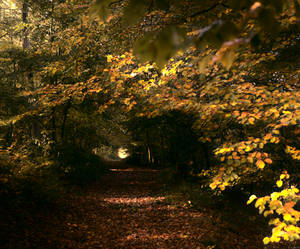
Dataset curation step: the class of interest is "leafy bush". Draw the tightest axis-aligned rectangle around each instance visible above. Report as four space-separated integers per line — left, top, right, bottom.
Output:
247 173 300 244
0 156 62 207
53 144 108 183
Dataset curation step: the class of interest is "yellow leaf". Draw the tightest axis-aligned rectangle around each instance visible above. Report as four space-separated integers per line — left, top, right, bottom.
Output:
283 233 289 241
263 237 270 245
263 210 273 217
247 195 257 205
285 225 298 233
270 236 280 243
209 182 217 190
107 55 113 62
248 117 255 124
259 205 265 214
256 160 265 169
269 218 280 225
255 197 264 208
276 180 283 187
269 200 281 209
219 185 225 191
283 214 293 222
265 133 272 140
254 138 260 143
245 146 251 152
219 148 226 154
281 190 288 197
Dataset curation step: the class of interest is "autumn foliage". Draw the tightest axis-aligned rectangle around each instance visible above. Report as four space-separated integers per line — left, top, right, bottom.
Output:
0 0 299 247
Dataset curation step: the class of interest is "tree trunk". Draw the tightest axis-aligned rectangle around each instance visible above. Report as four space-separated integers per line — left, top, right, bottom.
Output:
22 2 30 50
146 129 154 165
61 99 72 143
51 108 57 143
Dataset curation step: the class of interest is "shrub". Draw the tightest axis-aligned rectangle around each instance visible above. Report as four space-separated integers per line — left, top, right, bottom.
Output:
0 156 62 207
53 144 107 183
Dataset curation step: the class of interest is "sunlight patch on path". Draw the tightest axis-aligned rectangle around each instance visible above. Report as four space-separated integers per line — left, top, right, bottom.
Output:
109 168 159 172
125 231 171 241
103 196 165 205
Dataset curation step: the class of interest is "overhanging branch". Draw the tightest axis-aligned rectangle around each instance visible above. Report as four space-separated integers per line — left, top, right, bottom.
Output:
190 2 220 18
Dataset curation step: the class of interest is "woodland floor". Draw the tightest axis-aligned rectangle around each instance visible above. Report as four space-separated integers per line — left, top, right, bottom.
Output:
0 164 298 249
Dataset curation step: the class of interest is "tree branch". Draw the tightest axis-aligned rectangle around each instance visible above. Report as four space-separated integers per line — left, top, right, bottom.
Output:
185 0 230 21
189 2 221 18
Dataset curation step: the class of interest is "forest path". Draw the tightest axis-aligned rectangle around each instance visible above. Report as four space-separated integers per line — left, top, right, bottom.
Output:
45 166 259 249
3 166 287 249
60 167 217 249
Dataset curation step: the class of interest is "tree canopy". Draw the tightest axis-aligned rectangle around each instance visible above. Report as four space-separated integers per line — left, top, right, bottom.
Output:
0 0 299 246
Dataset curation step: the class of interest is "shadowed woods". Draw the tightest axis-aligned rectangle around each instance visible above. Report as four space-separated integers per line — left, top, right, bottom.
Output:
0 1 299 247
1 165 295 249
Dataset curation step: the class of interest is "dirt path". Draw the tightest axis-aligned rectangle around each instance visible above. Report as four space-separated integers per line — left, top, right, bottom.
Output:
60 167 219 249
1 166 294 249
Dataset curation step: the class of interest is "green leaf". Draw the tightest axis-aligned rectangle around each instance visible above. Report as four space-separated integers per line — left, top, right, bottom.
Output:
194 20 223 48
123 0 150 25
194 21 239 49
134 26 187 68
198 55 212 73
92 0 118 21
219 49 235 70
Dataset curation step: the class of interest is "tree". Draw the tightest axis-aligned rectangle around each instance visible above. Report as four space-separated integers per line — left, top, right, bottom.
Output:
92 0 299 243
93 0 300 68
0 0 298 245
